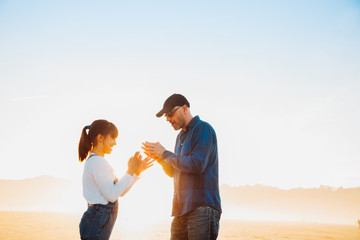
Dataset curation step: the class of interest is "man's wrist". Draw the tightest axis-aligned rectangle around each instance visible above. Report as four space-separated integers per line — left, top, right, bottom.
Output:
160 150 165 158
160 150 172 164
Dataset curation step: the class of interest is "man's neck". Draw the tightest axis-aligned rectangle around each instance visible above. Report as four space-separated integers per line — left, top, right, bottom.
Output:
182 114 194 131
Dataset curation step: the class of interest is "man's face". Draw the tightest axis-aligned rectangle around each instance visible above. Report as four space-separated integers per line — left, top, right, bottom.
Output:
165 106 185 130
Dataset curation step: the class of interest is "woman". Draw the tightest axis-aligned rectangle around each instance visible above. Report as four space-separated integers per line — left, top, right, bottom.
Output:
78 119 153 240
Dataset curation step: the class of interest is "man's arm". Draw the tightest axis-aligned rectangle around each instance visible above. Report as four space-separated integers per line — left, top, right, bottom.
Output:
158 157 174 178
143 123 215 174
166 123 215 173
142 143 174 178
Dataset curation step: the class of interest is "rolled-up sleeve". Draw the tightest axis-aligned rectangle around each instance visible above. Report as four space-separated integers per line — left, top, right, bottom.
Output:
159 154 174 178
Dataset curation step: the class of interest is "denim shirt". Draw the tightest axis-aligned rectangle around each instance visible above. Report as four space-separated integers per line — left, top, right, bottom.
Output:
161 116 222 216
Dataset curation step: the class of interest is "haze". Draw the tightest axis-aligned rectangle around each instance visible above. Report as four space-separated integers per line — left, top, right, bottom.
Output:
1 0 360 190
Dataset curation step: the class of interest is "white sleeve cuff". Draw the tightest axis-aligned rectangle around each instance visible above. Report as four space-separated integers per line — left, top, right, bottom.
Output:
132 173 141 181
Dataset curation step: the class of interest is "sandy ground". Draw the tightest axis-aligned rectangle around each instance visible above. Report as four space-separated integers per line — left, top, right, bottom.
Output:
0 212 359 240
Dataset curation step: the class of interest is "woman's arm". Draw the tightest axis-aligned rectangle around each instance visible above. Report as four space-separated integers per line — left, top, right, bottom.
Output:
92 153 142 202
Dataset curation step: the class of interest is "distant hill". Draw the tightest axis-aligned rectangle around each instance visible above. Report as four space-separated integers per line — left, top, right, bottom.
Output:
0 175 84 212
1 176 360 224
221 184 360 224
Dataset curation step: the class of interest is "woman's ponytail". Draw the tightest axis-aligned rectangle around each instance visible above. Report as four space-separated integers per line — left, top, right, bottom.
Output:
78 125 92 162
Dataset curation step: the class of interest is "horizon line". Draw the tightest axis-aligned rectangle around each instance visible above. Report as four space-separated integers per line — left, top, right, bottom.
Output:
1 174 359 190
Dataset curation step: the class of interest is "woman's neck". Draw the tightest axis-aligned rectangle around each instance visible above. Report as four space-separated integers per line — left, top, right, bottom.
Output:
91 147 104 157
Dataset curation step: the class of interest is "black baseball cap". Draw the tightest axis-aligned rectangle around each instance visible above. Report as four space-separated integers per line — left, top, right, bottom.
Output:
156 94 190 117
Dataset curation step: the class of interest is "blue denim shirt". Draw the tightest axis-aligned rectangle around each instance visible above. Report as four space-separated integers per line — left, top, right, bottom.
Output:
161 116 222 216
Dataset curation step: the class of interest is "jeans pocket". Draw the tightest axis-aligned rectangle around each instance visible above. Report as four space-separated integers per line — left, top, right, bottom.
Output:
80 209 99 239
81 208 97 223
213 208 221 221
79 208 112 240
99 210 111 231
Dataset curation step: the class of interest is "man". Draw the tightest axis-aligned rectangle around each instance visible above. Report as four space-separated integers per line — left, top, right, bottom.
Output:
142 93 222 240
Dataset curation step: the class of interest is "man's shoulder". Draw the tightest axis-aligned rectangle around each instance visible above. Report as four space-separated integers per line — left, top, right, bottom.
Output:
195 119 216 133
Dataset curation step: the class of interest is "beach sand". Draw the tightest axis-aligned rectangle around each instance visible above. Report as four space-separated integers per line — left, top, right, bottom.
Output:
0 212 359 240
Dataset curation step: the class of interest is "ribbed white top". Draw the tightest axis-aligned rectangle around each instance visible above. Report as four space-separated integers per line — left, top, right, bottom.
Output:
82 153 139 204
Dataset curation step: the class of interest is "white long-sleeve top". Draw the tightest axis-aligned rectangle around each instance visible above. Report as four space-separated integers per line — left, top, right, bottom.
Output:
82 153 139 204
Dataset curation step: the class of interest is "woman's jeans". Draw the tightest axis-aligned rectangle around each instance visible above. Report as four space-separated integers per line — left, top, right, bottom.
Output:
171 206 221 240
79 201 118 240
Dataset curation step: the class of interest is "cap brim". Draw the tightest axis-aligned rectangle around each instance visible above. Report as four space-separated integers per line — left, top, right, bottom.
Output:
156 105 173 117
156 109 165 118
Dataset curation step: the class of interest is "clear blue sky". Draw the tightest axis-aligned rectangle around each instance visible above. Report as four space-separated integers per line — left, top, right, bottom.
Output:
1 0 360 189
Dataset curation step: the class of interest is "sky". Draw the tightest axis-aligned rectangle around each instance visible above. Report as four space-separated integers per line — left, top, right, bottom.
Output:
1 0 360 190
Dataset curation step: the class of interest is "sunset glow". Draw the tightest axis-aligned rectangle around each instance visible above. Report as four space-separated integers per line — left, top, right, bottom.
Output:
1 0 360 239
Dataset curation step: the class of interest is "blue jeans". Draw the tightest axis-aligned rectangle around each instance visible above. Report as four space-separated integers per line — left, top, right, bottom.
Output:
171 206 221 240
79 201 118 240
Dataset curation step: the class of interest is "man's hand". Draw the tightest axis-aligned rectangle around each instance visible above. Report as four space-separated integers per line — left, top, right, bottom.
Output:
141 141 166 162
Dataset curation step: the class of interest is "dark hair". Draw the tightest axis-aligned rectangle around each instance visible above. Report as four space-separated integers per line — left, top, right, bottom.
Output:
78 119 118 162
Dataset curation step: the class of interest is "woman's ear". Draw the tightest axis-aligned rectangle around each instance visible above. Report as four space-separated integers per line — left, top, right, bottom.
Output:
96 134 104 144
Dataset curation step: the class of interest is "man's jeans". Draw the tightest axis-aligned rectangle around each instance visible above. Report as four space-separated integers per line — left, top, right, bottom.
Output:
79 201 118 240
171 206 221 240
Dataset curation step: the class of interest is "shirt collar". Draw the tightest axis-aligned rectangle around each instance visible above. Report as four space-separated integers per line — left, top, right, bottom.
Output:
184 115 200 132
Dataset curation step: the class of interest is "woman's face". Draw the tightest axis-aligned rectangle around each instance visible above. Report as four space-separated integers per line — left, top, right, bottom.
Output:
103 134 117 154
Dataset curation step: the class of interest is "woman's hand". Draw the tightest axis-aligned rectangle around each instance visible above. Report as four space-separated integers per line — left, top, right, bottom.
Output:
135 156 155 176
126 151 142 176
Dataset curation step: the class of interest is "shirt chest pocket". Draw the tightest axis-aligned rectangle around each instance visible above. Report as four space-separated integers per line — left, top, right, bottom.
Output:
180 141 192 156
